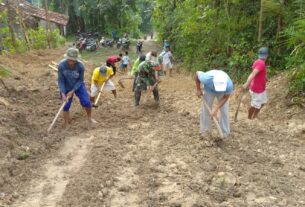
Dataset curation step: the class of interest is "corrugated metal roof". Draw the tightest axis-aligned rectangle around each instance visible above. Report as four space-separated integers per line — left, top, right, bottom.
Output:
0 0 69 26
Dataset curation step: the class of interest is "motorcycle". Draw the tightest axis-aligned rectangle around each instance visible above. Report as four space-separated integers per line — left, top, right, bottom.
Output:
122 38 130 50
85 38 98 52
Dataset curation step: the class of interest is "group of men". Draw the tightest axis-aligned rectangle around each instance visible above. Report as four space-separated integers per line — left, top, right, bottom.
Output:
195 47 268 138
57 45 174 128
57 45 268 141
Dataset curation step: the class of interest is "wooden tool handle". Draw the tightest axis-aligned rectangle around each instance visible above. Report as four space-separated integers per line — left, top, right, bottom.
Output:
202 98 224 138
94 81 107 106
47 100 67 133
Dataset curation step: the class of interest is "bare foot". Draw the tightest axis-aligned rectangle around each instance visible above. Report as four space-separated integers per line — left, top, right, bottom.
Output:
88 118 98 124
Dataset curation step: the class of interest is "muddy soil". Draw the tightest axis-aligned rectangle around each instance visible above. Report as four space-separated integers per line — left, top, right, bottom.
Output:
0 41 304 207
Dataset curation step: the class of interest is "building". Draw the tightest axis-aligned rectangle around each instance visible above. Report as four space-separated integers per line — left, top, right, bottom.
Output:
0 0 69 35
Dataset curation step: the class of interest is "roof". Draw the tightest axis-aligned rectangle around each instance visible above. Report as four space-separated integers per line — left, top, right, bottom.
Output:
0 0 69 26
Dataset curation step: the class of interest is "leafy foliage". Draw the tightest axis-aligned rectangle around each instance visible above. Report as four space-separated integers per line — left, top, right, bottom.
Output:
0 64 11 78
153 0 305 101
28 27 65 49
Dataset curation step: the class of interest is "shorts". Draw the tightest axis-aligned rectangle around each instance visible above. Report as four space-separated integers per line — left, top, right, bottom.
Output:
90 80 116 97
163 62 173 71
250 90 268 109
62 83 91 112
120 64 128 70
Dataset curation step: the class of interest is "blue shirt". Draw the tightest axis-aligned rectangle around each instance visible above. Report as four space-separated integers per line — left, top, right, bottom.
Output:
58 59 85 94
197 70 233 95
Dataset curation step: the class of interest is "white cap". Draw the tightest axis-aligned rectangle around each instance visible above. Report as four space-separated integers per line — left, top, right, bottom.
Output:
213 73 228 92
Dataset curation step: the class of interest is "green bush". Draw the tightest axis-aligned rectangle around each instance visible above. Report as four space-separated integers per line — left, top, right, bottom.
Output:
28 27 65 49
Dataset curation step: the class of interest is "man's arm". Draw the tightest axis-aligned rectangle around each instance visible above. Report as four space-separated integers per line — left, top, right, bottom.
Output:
73 64 84 92
211 94 230 117
58 66 66 94
242 69 260 91
195 72 203 98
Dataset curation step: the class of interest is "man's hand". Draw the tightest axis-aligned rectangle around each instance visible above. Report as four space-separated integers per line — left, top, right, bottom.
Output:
196 90 203 98
211 108 218 119
66 90 75 99
149 85 155 92
61 93 67 102
241 83 248 92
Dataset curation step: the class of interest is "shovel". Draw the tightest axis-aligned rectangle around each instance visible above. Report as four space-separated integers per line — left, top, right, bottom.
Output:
201 97 224 138
93 81 107 107
47 99 68 133
144 81 161 102
234 91 246 122
118 77 134 88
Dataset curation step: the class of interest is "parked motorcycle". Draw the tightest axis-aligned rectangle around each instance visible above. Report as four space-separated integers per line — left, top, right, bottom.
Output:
122 38 130 50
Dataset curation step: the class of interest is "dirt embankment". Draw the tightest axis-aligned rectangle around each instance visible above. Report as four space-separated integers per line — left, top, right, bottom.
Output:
0 41 304 207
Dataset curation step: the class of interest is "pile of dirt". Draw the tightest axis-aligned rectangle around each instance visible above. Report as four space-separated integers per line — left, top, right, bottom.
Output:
0 47 99 203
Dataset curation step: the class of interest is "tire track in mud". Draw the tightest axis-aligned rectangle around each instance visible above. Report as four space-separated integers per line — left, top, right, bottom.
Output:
11 133 96 207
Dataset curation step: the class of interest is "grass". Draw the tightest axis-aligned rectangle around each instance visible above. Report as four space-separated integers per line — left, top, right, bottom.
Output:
80 41 140 65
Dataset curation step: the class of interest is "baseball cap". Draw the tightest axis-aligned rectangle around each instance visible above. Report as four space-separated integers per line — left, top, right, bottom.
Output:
258 47 268 59
213 73 228 92
99 66 107 75
64 48 80 61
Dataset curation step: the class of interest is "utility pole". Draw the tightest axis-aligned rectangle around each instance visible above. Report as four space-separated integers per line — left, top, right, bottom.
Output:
258 0 264 43
5 0 18 53
44 0 51 48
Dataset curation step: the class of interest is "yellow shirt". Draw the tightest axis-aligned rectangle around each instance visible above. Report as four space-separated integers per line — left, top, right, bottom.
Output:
91 67 113 85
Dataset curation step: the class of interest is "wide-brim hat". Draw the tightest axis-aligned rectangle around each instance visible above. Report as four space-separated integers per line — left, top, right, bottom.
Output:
64 48 80 61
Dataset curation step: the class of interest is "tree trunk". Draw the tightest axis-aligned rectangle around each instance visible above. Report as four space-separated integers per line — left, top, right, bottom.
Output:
44 0 51 48
258 0 264 43
5 0 18 53
16 0 30 50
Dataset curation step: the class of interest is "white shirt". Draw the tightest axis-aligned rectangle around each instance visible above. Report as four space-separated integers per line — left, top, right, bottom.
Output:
163 51 172 65
146 52 156 63
122 55 129 65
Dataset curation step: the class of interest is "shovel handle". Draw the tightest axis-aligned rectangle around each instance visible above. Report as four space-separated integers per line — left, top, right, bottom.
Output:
47 99 68 133
202 98 224 138
234 91 246 122
94 81 107 106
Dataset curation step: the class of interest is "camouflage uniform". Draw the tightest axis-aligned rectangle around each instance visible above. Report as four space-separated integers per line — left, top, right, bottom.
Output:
134 61 159 106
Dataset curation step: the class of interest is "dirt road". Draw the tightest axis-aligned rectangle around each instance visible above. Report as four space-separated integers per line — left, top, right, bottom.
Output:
0 41 305 207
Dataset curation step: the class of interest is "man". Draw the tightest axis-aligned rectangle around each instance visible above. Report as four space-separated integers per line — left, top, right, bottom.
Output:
121 51 130 73
145 51 157 62
90 65 116 104
131 55 146 91
195 70 234 138
163 46 174 77
106 54 122 75
242 47 268 119
134 61 161 106
58 48 96 128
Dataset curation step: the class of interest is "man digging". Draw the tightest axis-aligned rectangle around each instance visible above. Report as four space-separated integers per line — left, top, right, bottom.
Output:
195 70 234 138
242 47 269 120
90 65 116 104
134 61 161 106
58 48 97 128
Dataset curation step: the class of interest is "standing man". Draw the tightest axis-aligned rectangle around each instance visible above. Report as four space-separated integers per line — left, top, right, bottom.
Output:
145 51 157 62
58 48 96 128
163 46 174 77
131 55 146 91
134 61 161 106
242 47 268 119
195 70 234 138
106 54 122 75
90 65 116 104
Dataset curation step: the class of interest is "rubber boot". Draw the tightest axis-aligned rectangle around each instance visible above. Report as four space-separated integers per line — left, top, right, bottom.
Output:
134 90 141 106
